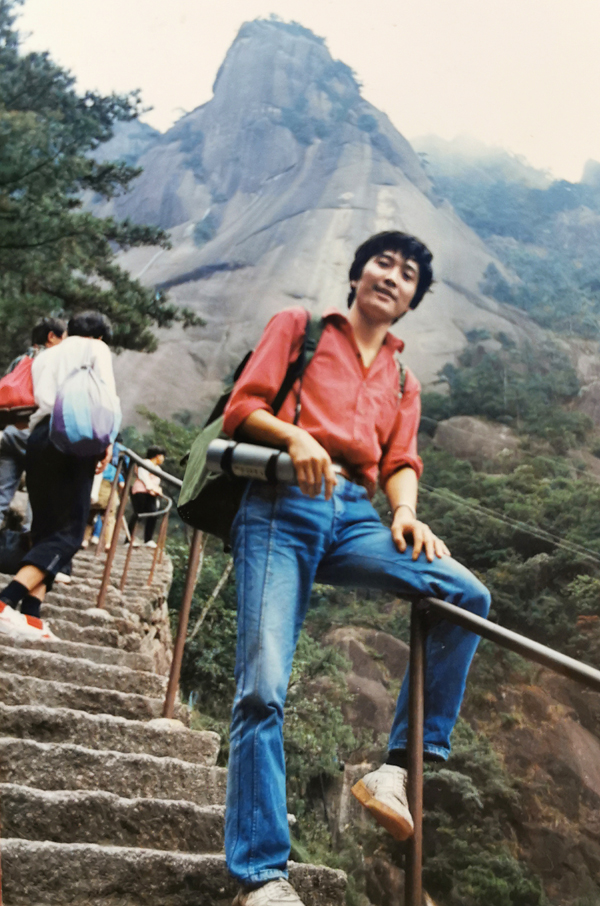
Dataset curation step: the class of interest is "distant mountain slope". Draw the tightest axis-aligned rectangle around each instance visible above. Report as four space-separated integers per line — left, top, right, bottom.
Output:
93 19 542 424
412 134 600 346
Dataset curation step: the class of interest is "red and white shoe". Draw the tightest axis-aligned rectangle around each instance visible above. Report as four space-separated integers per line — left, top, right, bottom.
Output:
0 600 23 638
16 614 58 641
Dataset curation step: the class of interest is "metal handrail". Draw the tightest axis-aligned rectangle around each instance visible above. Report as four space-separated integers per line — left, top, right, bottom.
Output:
119 445 182 489
403 598 600 906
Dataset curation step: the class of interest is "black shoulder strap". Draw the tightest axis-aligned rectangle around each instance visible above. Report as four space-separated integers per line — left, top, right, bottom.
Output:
206 311 325 431
203 349 254 427
271 310 324 416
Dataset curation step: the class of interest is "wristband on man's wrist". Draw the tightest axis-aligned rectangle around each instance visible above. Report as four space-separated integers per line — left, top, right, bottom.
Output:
393 503 417 520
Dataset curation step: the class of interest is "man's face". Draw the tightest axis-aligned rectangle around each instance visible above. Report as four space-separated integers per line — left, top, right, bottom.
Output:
351 250 419 325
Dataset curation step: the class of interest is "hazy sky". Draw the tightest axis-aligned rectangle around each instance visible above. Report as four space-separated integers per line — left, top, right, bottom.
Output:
18 0 600 182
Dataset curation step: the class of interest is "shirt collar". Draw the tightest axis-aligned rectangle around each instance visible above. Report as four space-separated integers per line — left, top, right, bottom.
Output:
321 306 405 353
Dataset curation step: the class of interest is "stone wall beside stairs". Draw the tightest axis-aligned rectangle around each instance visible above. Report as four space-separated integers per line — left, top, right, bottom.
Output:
0 545 345 906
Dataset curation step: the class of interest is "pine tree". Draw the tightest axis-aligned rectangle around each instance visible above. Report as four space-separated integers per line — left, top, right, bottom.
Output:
0 0 199 366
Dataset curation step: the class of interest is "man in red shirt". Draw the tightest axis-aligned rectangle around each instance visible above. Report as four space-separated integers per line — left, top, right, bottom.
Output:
223 231 491 906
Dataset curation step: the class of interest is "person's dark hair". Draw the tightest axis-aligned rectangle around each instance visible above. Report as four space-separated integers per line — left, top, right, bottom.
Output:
146 445 166 460
347 231 434 310
31 317 67 347
67 311 112 343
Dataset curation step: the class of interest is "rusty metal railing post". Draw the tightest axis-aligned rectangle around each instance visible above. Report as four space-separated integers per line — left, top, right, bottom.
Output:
96 460 135 609
405 600 427 906
148 512 169 586
163 529 204 719
158 510 168 565
119 520 137 591
95 458 123 557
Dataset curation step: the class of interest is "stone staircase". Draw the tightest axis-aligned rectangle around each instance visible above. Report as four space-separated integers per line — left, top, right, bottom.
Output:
0 547 346 905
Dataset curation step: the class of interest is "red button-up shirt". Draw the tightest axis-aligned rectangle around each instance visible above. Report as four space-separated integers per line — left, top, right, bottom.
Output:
223 306 423 495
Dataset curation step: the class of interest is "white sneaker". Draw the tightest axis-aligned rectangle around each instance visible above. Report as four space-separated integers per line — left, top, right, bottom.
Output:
0 601 23 638
55 572 72 585
232 879 305 905
15 614 58 642
145 540 157 549
351 764 414 841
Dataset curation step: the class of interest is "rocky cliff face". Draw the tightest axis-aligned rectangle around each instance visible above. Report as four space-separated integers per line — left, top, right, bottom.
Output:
93 19 541 424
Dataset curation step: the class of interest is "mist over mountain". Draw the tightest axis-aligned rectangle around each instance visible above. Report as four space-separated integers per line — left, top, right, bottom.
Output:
413 133 552 190
93 19 540 423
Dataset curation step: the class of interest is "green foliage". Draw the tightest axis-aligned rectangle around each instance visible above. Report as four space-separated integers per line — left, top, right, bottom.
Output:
168 535 237 722
432 336 592 454
0 0 201 366
485 243 600 339
418 444 600 662
420 141 600 338
422 721 546 906
285 631 357 811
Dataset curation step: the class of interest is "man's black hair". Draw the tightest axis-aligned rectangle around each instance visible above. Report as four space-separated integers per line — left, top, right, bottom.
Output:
347 230 434 310
31 317 67 347
146 445 166 460
68 311 113 343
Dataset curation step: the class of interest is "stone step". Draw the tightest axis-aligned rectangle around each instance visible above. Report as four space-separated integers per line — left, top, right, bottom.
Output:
0 630 156 672
0 671 178 722
72 570 168 589
46 618 124 648
47 589 155 622
74 560 166 576
0 738 226 805
32 601 144 639
0 647 166 697
1 783 225 853
1 840 346 906
0 704 218 764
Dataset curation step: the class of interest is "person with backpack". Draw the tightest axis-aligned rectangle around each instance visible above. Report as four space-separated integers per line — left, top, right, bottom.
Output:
220 231 491 906
0 311 119 641
0 317 67 532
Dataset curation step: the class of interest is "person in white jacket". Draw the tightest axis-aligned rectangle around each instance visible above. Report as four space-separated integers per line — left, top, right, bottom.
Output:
0 311 119 641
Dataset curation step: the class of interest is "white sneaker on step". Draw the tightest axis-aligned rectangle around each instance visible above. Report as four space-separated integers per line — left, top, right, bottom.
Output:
55 572 72 584
351 764 414 841
232 879 306 905
15 614 58 642
0 601 23 638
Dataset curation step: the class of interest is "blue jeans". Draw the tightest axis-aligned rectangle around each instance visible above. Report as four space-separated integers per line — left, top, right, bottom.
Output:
225 478 491 885
0 425 31 531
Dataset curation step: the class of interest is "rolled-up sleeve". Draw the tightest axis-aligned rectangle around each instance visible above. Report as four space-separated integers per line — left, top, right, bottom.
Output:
379 370 423 488
223 307 307 438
